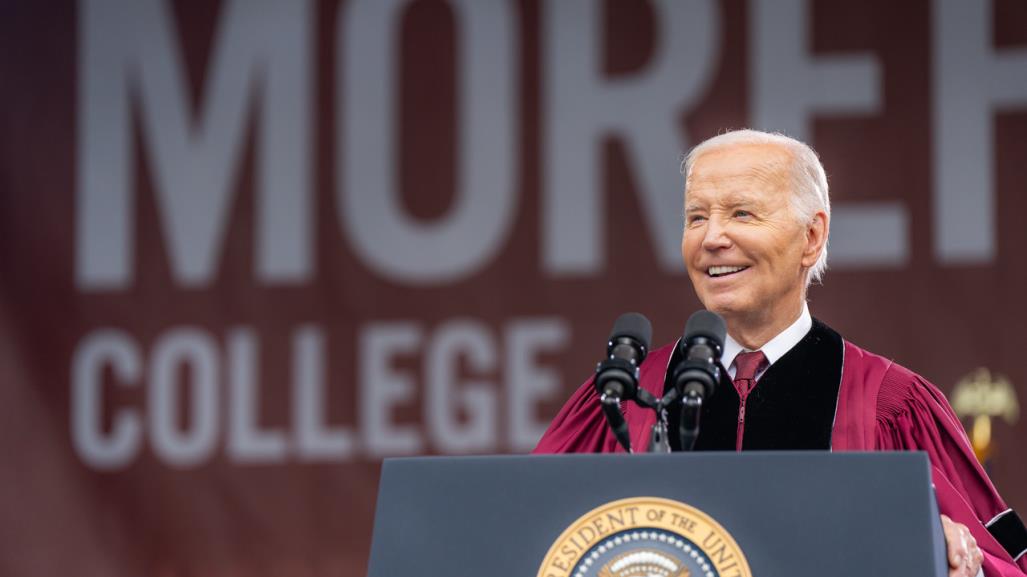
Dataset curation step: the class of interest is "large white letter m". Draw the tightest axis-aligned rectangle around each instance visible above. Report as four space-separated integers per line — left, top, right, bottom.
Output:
76 0 312 290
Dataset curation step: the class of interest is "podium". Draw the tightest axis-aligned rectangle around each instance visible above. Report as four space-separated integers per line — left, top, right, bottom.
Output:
367 452 947 577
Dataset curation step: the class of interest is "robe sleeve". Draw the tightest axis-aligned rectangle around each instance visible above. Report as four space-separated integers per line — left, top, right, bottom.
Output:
875 366 1027 576
531 375 623 454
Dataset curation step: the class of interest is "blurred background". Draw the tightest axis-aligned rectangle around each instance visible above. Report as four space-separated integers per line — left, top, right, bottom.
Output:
1 0 1025 575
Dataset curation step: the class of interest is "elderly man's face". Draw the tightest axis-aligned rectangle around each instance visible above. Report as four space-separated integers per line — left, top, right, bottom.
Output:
681 143 820 326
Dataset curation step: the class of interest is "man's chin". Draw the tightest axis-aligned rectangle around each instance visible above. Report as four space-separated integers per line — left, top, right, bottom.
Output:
697 290 734 310
700 297 751 321
701 301 736 316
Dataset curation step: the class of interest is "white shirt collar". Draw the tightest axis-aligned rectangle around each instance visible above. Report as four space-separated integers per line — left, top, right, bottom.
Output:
721 303 813 379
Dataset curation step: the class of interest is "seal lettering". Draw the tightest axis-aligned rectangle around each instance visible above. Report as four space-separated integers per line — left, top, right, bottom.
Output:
537 497 752 577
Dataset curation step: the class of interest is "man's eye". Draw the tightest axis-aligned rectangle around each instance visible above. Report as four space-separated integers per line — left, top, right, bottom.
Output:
688 215 707 225
733 210 752 218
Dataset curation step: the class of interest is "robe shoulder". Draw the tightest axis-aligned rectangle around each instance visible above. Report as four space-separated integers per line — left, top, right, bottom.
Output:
531 342 675 455
842 341 1027 574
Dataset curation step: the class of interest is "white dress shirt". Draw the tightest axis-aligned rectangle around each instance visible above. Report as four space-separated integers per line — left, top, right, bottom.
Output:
722 302 813 381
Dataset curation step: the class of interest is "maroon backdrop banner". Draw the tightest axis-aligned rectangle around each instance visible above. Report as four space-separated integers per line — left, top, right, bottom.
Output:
2 1 1026 576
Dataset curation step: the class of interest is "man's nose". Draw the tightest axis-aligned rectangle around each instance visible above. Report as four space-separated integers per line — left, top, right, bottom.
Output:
701 217 732 250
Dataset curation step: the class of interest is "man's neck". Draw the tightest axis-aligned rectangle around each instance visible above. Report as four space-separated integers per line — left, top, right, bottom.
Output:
725 300 806 350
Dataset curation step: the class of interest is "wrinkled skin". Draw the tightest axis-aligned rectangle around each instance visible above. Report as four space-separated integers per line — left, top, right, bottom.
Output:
681 143 826 349
943 514 984 577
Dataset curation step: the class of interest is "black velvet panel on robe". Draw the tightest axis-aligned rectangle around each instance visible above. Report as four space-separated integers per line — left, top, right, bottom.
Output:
664 319 844 451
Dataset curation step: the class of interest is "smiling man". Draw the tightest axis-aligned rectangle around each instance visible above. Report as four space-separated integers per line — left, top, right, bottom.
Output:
534 130 1027 577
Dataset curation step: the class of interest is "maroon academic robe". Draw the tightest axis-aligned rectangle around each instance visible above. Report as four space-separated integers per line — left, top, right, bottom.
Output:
534 320 1027 576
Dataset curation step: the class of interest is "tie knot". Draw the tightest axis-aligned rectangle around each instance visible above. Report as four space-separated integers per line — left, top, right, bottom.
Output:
733 350 767 382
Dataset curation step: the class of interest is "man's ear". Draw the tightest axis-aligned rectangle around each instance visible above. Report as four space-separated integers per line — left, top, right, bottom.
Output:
801 211 828 268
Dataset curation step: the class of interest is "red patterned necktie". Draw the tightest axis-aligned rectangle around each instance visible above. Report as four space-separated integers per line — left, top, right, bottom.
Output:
733 350 767 451
733 350 767 398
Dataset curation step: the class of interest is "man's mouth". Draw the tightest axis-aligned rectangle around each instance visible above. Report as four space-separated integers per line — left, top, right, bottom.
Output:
707 265 749 278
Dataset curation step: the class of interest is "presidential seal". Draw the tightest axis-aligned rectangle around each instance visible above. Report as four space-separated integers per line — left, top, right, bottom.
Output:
536 497 751 577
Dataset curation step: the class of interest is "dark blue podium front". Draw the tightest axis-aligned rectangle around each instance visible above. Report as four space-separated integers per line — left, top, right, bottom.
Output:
367 452 947 577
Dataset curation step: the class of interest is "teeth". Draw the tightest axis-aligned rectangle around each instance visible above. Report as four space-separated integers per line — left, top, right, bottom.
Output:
708 265 746 277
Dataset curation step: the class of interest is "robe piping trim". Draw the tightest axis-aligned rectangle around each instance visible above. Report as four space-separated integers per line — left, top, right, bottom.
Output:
986 508 1012 527
829 337 846 452
662 338 680 426
665 339 680 375
983 507 1027 560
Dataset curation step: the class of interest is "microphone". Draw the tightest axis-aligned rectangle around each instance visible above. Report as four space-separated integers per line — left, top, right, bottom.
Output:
670 310 726 450
596 313 651 400
673 310 725 398
594 313 652 451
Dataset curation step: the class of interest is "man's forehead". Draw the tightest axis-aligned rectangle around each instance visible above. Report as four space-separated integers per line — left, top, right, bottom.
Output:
690 143 793 182
685 143 793 200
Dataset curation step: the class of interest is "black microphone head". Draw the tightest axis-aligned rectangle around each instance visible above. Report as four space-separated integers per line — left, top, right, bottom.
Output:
683 310 726 350
597 313 651 401
609 312 652 349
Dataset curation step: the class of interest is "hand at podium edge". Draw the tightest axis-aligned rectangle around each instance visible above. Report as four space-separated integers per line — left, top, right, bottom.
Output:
942 514 984 577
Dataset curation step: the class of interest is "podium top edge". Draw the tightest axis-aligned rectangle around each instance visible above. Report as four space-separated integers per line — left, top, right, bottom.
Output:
381 451 932 466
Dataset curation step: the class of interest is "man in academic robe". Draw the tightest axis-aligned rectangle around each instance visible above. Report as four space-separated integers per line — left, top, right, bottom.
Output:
533 130 1027 577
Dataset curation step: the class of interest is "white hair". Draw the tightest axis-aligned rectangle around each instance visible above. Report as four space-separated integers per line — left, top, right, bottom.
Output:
680 129 831 285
